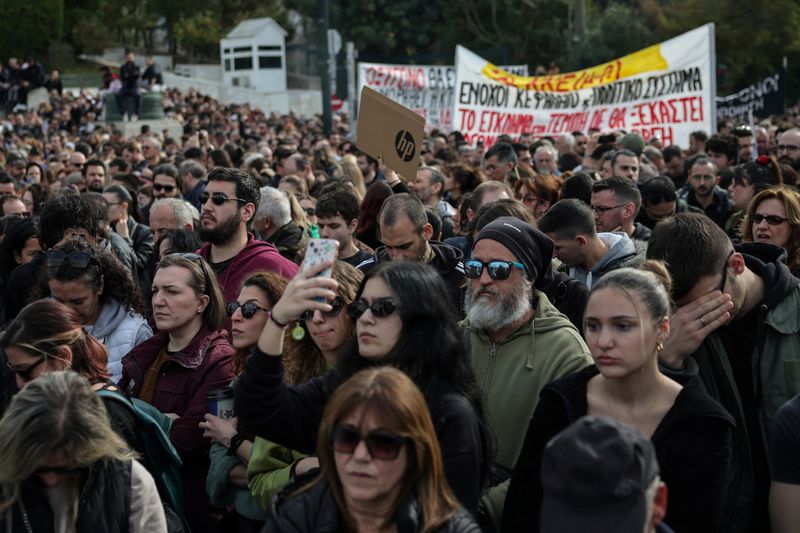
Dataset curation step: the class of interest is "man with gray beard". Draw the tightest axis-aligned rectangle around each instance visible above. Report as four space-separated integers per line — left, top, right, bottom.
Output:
461 217 592 530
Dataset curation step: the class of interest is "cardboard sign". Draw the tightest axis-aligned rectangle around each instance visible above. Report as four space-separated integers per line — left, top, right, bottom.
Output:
357 86 425 180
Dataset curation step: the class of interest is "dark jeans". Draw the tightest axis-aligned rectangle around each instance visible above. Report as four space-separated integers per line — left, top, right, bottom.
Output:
115 86 141 116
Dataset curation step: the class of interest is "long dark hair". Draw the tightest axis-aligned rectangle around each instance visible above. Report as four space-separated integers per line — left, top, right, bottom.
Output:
0 217 39 284
337 262 491 481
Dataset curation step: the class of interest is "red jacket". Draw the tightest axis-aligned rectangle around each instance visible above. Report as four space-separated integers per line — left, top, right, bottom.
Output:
118 325 235 458
198 233 299 304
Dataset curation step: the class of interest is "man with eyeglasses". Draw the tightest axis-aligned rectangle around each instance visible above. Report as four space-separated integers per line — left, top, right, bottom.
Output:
591 176 651 243
647 213 800 533
635 176 702 230
197 167 298 305
679 155 733 229
141 137 163 169
777 128 800 171
462 216 592 530
538 199 642 289
482 142 518 182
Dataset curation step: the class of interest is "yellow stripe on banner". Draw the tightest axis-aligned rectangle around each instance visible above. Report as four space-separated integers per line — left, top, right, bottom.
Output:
480 43 668 93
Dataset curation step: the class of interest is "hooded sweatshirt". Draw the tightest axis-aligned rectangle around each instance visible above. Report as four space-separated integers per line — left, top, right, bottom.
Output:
198 233 299 304
84 298 152 383
568 232 642 288
357 240 466 314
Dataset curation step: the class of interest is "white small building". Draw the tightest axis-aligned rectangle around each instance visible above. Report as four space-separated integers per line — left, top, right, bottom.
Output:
220 17 287 92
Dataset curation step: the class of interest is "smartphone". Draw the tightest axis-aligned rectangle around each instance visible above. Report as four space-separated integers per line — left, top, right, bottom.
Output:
301 238 339 279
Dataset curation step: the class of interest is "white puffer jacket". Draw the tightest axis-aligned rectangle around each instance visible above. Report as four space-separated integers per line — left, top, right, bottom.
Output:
84 298 153 383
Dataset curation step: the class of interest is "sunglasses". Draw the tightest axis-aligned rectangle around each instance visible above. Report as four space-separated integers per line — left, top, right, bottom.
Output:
331 424 408 460
226 301 270 319
304 207 316 217
348 298 396 319
200 192 248 206
750 213 789 225
46 250 91 268
6 356 46 381
302 297 345 321
463 259 525 280
152 183 176 193
644 192 677 205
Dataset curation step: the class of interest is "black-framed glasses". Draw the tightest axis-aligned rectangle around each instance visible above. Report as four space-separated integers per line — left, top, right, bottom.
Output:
590 203 627 214
644 192 677 205
749 213 789 226
463 259 525 281
330 424 408 460
200 192 248 206
46 250 91 268
226 301 270 319
777 144 800 153
302 297 345 321
152 183 176 193
6 357 46 381
348 298 396 319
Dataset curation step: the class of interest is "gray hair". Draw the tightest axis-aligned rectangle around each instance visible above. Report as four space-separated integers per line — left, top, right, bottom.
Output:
535 144 557 159
150 198 195 227
257 186 291 227
557 134 575 149
179 159 206 180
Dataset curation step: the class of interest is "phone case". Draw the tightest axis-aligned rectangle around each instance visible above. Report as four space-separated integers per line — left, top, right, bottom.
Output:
301 238 338 279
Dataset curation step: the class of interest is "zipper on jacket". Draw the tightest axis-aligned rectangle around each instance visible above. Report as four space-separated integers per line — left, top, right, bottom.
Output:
483 342 497 398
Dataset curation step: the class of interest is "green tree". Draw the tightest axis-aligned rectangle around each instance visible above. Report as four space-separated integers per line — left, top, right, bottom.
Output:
0 0 64 59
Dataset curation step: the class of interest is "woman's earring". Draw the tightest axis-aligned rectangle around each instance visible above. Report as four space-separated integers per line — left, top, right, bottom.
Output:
656 341 664 353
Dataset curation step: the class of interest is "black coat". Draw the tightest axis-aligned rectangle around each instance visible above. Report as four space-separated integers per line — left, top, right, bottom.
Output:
265 478 481 532
236 350 487 513
503 366 734 533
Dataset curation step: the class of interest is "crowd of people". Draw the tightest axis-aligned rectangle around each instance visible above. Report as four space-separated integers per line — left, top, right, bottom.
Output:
0 75 799 533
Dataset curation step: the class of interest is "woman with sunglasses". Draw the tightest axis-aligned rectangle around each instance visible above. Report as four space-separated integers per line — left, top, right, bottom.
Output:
740 186 800 276
201 264 362 530
37 238 151 384
0 371 167 532
265 366 480 532
236 261 490 513
503 262 734 533
118 253 234 533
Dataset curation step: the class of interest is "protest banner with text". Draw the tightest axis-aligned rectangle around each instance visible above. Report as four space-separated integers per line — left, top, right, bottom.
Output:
358 63 528 132
453 24 716 149
716 69 786 121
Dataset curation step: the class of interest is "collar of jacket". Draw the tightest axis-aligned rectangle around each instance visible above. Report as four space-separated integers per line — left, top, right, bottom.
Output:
129 324 227 371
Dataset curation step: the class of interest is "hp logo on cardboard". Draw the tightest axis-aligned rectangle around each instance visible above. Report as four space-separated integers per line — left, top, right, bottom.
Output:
395 130 416 162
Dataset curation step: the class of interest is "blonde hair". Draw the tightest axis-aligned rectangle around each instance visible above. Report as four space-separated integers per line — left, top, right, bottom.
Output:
340 154 367 201
300 367 459 532
0 371 134 520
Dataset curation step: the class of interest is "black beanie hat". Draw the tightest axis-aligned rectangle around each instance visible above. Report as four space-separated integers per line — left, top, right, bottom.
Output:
474 216 555 289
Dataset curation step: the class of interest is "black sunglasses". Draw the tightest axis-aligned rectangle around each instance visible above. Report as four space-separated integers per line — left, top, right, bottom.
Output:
348 298 396 319
304 207 316 217
46 250 91 268
200 192 248 206
463 259 525 281
644 192 677 205
750 213 789 226
302 297 345 321
226 301 270 319
6 357 46 381
152 183 176 193
331 424 408 460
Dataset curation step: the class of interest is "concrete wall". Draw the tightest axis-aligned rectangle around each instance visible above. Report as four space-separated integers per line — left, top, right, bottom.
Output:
163 72 321 117
173 64 223 81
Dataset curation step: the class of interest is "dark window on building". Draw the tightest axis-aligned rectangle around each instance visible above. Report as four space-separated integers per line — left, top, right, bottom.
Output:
234 56 253 70
259 56 282 69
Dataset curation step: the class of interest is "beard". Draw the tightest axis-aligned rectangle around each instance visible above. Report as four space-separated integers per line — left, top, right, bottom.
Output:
465 278 532 332
199 210 241 245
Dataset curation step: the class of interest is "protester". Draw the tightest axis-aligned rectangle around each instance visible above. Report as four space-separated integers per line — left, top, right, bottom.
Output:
236 261 490 512
647 213 800 533
38 239 151 382
315 189 372 267
513 174 560 221
482 142 517 182
118 253 235 533
503 263 733 533
769 393 800 533
739 186 800 277
254 186 308 263
264 367 480 532
610 148 640 182
444 163 483 209
156 228 204 259
0 370 167 532
727 157 783 237
354 181 393 251
538 416 672 533
149 198 195 242
591 176 651 242
0 217 39 297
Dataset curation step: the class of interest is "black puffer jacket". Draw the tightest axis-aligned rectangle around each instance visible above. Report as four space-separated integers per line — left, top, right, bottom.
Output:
264 478 481 532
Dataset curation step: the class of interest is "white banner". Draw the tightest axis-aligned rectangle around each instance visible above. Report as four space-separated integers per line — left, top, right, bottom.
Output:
358 63 528 132
453 24 716 149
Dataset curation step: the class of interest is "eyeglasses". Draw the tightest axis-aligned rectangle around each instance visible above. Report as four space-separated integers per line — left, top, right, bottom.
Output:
463 259 525 281
590 203 627 214
750 213 789 225
200 192 248 206
152 183 176 193
46 250 91 268
644 192 677 205
331 424 408 460
778 144 800 153
304 207 316 217
6 356 46 381
226 301 270 319
302 297 345 321
348 298 396 319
